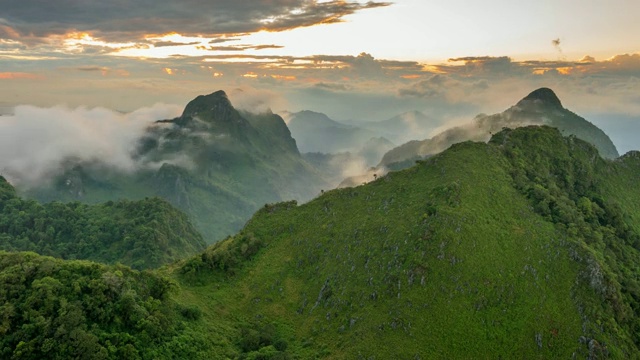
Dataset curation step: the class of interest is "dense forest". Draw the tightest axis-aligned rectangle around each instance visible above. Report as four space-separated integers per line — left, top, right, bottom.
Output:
0 251 212 359
0 177 205 269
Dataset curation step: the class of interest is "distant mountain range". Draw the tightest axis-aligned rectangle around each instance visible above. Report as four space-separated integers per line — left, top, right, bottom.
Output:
348 110 436 145
18 88 622 240
380 87 620 167
283 110 381 154
283 109 435 152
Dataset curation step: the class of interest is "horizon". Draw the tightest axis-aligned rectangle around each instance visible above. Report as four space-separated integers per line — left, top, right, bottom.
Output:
1 0 639 153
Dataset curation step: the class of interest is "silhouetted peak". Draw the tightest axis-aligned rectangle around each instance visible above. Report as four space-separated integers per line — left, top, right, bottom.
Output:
181 90 233 119
518 88 563 109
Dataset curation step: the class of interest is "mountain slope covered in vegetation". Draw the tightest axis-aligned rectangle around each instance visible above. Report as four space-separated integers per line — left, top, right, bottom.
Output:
2 125 640 359
0 251 218 359
26 91 329 243
169 125 639 358
0 177 205 269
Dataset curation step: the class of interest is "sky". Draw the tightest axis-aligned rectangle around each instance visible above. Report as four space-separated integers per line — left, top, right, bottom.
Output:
1 0 640 153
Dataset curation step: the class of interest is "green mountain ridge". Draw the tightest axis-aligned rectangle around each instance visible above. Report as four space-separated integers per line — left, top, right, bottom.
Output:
25 91 329 243
4 124 639 358
171 125 638 358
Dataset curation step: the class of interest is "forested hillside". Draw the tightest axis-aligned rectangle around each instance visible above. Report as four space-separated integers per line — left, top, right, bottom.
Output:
26 91 329 243
0 251 215 359
0 177 205 269
2 125 640 359
172 126 640 358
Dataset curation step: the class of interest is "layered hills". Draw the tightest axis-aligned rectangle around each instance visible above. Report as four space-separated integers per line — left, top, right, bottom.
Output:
3 124 639 358
354 110 435 145
284 110 379 154
380 88 619 167
26 91 329 242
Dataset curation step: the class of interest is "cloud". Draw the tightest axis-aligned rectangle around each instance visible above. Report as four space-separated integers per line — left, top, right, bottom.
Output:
588 53 640 76
74 66 109 72
551 38 566 60
203 44 284 52
153 41 201 48
313 82 352 91
0 103 182 187
228 87 288 113
397 74 454 98
0 0 391 42
0 71 43 79
444 56 524 76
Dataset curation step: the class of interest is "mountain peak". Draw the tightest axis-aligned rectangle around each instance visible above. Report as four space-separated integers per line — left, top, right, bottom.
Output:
181 90 233 119
518 87 563 109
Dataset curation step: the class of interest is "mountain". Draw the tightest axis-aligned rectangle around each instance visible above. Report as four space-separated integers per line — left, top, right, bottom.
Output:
380 88 620 166
356 136 396 166
358 110 435 145
174 126 640 358
25 91 329 242
0 176 205 269
285 110 379 153
302 137 395 187
302 152 367 187
3 125 640 358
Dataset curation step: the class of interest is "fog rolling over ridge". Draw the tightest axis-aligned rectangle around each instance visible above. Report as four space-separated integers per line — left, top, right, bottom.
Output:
6 91 330 243
0 103 182 187
0 87 629 243
379 88 620 168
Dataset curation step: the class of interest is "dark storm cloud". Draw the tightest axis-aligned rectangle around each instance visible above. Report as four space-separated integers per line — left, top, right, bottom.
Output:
0 0 391 41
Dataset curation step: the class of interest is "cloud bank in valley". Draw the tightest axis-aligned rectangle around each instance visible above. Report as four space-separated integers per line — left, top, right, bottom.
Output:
0 103 182 187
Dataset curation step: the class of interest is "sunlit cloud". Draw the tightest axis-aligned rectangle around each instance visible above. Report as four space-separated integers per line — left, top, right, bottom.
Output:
63 33 138 52
0 72 44 80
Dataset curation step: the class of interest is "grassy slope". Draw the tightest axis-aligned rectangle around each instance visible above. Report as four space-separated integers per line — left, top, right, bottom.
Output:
173 136 599 358
5 126 639 359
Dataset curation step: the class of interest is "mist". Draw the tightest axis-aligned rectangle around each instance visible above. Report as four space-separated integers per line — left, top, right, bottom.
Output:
0 103 182 187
